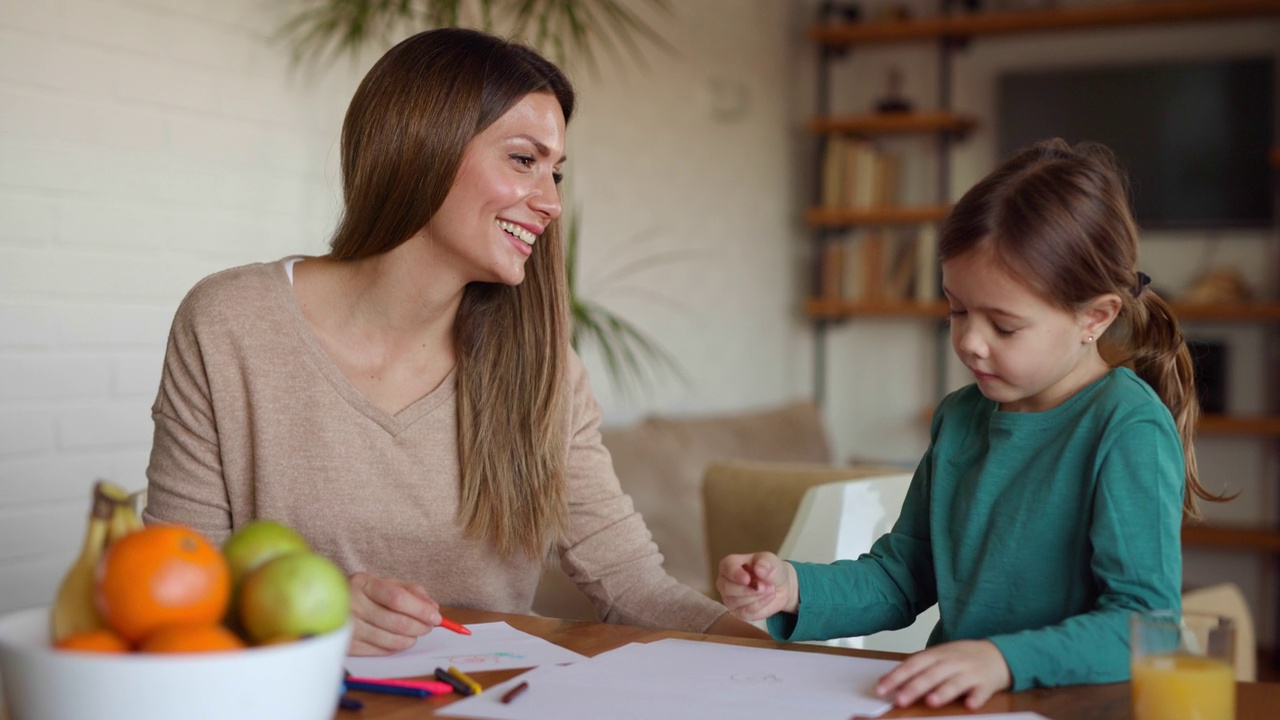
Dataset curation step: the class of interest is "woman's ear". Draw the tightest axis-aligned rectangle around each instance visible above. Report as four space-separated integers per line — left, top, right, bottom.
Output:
1081 293 1122 340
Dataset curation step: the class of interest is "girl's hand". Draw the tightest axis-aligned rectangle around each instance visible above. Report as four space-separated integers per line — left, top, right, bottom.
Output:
346 571 444 656
875 640 1011 710
715 552 798 621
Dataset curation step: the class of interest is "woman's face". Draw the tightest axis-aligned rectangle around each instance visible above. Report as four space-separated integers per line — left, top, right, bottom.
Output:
424 92 566 287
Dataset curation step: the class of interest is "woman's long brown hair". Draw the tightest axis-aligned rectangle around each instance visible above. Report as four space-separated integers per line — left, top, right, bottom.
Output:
938 138 1225 519
329 28 575 556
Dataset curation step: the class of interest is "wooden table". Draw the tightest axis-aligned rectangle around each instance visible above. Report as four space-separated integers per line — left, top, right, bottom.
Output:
341 607 1280 719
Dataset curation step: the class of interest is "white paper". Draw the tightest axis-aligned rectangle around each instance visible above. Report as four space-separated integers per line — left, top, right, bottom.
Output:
920 715 1049 720
343 622 588 678
440 637 898 720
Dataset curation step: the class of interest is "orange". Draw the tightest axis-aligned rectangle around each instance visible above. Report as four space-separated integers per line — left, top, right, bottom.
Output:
53 628 131 653
138 624 246 653
95 524 230 643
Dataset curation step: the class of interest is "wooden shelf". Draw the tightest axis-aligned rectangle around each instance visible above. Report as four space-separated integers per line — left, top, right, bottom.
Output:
1183 523 1280 553
1199 415 1280 437
806 204 951 227
811 0 1280 47
1170 303 1280 322
805 299 1280 324
808 111 977 137
911 407 1280 439
806 298 948 319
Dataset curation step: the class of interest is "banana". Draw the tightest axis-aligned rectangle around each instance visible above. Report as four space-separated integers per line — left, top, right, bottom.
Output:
49 481 115 642
103 483 144 547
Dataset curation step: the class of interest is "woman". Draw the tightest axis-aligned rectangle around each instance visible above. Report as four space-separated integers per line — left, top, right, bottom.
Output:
143 27 763 654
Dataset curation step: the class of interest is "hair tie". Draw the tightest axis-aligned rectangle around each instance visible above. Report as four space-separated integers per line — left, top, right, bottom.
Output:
1133 271 1151 298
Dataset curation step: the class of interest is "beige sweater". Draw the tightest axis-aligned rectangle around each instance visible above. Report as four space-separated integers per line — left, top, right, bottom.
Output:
143 259 725 632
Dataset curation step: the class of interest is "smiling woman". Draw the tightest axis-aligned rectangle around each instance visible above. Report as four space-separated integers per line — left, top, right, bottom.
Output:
141 27 764 660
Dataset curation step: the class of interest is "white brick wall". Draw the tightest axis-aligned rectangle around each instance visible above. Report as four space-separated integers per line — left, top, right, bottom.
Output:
0 0 364 613
0 0 809 620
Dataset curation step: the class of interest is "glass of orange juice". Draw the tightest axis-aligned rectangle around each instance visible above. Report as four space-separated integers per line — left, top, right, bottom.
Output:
1130 609 1235 720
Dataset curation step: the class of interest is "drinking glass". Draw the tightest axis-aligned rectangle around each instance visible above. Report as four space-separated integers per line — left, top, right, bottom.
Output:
1130 609 1235 720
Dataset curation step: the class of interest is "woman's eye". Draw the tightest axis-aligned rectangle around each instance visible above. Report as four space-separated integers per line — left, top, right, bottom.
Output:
995 326 1015 336
512 154 535 167
552 171 564 185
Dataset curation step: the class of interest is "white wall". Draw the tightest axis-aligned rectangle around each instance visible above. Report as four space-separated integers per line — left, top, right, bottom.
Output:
0 0 810 615
800 0 1280 645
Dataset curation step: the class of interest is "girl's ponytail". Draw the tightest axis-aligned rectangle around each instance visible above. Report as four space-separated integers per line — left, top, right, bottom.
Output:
1112 287 1227 519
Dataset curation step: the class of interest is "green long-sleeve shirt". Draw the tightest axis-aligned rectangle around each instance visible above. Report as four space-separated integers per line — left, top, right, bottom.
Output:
768 368 1184 690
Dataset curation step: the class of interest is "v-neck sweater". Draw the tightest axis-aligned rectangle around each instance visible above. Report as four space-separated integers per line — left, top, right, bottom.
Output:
143 259 725 631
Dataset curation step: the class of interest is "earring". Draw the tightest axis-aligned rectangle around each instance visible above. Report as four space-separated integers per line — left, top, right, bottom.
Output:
1086 335 1094 343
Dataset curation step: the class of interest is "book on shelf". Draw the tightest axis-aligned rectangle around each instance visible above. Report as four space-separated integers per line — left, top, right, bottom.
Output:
818 223 943 306
819 136 901 210
914 223 939 304
816 135 930 306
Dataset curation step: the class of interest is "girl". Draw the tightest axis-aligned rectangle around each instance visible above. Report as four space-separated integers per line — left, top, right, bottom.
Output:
144 28 764 656
718 139 1223 709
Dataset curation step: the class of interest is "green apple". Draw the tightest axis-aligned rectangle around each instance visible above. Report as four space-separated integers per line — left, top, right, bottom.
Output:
222 520 311 589
238 552 351 644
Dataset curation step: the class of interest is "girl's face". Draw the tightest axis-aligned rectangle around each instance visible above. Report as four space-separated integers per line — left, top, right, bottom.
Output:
423 92 566 286
942 246 1109 413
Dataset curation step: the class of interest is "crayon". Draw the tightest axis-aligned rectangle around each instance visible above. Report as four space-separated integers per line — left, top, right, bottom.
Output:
438 616 472 635
344 676 453 694
500 681 529 704
434 667 475 696
447 666 484 696
344 680 431 698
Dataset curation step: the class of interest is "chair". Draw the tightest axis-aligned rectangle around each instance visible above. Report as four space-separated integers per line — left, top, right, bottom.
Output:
701 460 906 591
776 473 939 654
1181 582 1256 682
701 460 935 653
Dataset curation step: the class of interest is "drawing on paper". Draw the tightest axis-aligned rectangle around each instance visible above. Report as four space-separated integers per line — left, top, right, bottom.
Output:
447 652 529 665
730 673 783 684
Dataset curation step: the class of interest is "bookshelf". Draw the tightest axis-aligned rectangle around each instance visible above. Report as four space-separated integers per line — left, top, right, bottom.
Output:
804 0 1280 653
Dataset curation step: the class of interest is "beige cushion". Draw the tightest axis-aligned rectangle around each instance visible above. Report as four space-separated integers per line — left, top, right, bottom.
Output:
605 401 833 596
532 401 833 620
702 459 904 594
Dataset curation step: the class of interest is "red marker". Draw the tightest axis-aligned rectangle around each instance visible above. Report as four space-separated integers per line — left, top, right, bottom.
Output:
438 616 471 635
345 676 454 694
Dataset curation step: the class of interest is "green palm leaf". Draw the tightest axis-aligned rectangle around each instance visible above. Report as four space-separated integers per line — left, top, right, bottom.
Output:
278 0 672 71
565 209 685 398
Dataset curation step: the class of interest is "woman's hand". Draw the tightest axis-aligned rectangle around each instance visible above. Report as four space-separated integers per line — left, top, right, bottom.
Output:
875 639 1011 710
715 552 798 621
346 572 444 656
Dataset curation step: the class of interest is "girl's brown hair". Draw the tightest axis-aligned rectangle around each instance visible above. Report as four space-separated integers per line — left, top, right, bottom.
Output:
938 138 1223 519
330 28 576 556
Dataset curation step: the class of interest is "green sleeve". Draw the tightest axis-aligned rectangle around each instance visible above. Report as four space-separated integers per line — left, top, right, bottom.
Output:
767 452 938 643
989 411 1184 690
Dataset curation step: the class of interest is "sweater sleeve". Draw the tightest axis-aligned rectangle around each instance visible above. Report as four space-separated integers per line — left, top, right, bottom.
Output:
142 284 235 545
767 452 938 642
989 409 1184 690
554 353 726 632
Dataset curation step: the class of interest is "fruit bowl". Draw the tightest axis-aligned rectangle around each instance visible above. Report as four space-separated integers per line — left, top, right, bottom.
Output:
0 606 352 720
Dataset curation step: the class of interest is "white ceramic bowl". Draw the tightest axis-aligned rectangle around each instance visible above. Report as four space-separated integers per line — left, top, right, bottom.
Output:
0 606 352 720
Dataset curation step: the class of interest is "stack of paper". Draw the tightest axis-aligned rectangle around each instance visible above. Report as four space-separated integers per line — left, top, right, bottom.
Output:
441 638 898 720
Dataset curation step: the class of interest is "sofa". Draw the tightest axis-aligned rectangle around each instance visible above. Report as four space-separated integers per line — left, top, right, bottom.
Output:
532 400 847 621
